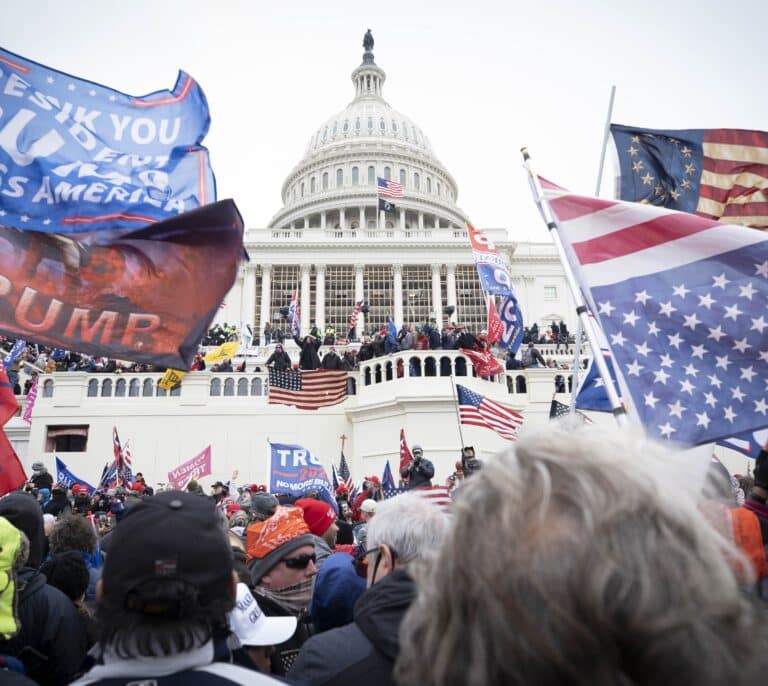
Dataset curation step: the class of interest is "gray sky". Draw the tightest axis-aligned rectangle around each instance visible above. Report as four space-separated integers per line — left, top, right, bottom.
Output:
3 0 767 241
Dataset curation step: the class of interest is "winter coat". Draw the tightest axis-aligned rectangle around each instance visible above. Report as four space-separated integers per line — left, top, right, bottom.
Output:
321 352 344 370
310 552 366 632
0 568 89 686
295 336 321 370
401 458 435 489
30 470 54 491
357 344 374 362
289 569 416 686
265 349 292 371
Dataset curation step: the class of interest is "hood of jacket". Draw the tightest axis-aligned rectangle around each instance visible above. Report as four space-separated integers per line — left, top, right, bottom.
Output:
353 568 415 661
0 492 45 568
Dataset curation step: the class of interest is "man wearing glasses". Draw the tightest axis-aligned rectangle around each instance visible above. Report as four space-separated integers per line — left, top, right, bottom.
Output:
246 506 318 676
288 493 448 684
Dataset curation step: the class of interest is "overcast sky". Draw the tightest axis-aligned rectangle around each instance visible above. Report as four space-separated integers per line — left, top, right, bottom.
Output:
3 0 767 241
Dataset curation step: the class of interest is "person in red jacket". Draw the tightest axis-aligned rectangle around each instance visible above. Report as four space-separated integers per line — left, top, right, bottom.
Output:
351 476 382 522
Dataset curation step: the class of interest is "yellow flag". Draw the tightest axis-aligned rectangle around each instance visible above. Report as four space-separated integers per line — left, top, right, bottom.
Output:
204 341 240 364
159 369 186 390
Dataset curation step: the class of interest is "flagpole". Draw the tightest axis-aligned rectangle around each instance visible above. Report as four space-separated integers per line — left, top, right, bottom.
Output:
449 372 468 447
521 148 628 425
568 315 584 413
595 85 616 196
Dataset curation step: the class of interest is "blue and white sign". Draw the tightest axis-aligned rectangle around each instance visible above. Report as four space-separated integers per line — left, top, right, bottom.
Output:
2 339 26 366
55 456 95 495
269 442 337 510
498 295 524 353
0 46 215 233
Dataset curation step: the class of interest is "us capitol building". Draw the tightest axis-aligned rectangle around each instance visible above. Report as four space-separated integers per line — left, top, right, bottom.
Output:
10 33 584 488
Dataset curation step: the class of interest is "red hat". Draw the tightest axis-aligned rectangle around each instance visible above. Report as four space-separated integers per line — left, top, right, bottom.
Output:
335 484 348 494
365 476 381 486
72 483 90 496
226 502 242 517
295 498 337 537
249 484 267 493
130 482 145 493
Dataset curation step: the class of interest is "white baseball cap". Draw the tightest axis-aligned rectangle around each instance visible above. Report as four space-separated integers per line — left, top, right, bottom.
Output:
228 583 297 647
360 499 377 514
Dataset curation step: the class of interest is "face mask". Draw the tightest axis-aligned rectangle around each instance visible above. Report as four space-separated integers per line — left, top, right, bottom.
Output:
257 577 314 614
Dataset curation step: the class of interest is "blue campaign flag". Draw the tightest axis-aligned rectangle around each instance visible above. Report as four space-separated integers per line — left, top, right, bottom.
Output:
270 442 337 512
55 456 95 495
51 348 67 361
717 429 768 459
498 295 524 353
3 339 26 366
575 351 623 413
0 46 216 233
387 316 397 341
381 460 399 499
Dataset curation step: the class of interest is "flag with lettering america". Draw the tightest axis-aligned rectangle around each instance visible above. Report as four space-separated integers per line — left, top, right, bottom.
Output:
544 180 768 445
611 125 768 229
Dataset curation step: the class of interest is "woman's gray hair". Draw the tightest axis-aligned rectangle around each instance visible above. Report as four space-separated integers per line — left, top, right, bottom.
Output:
396 422 766 686
366 492 448 564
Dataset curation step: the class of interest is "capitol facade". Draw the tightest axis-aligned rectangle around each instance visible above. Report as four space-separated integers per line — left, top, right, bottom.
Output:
10 34 587 489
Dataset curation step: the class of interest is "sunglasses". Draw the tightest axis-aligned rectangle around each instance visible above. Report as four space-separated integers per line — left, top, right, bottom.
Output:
282 553 316 570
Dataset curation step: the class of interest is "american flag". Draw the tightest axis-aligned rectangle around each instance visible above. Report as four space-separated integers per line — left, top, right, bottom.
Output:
611 125 768 229
456 384 524 441
545 180 768 444
549 399 593 424
377 177 403 198
268 368 347 410
411 485 452 511
338 451 355 493
347 300 363 333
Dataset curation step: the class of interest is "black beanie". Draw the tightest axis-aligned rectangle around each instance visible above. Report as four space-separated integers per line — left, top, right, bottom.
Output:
40 551 89 601
0 492 45 568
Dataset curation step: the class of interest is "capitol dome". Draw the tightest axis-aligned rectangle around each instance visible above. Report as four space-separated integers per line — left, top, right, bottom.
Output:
268 34 468 232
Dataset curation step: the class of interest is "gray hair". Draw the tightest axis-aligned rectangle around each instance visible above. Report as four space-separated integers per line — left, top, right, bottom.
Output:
366 492 448 565
396 423 766 686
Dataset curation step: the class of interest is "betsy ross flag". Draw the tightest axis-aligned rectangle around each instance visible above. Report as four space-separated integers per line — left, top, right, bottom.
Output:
611 125 768 229
456 384 524 441
377 177 403 198
268 368 347 410
544 180 768 445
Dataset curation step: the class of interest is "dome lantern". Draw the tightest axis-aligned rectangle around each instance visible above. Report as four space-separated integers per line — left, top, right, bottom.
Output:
352 29 386 100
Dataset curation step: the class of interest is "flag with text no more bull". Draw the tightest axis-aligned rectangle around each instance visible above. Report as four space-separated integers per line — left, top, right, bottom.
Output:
0 46 215 233
270 442 335 505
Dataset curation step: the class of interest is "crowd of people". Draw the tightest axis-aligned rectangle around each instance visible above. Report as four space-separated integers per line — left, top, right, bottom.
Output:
2 424 767 685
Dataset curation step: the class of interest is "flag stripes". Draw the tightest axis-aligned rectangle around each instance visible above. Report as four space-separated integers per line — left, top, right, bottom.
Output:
456 384 523 441
268 368 348 410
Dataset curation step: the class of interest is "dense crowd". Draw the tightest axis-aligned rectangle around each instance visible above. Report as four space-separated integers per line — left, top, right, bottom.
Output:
2 425 767 685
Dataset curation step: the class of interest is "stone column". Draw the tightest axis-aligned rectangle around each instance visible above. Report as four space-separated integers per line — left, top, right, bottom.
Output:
399 207 405 231
315 264 326 331
446 263 457 322
300 263 311 333
241 264 256 334
431 263 443 322
321 211 326 231
354 263 365 338
418 212 424 231
259 264 272 340
359 206 366 230
393 263 403 327
339 208 346 232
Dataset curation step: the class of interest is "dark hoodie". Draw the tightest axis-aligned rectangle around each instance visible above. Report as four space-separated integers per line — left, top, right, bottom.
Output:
288 569 415 686
0 493 89 686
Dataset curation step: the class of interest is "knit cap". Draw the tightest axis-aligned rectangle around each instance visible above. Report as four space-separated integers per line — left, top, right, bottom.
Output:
295 498 336 537
246 506 314 585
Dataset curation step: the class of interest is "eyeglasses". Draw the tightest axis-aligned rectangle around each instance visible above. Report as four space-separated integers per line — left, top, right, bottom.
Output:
282 553 316 570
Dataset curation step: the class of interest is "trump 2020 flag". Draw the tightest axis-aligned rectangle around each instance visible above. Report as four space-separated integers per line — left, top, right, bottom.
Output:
467 223 517 297
544 180 768 445
611 124 768 229
0 46 215 233
269 442 336 511
55 456 95 495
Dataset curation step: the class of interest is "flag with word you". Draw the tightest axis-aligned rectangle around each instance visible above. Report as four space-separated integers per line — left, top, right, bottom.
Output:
456 384 524 441
268 368 347 410
460 348 504 377
611 124 768 229
543 179 768 444
377 177 403 198
167 445 212 489
0 46 215 233
55 456 95 495
381 460 399 498
269 442 336 511
0 200 244 369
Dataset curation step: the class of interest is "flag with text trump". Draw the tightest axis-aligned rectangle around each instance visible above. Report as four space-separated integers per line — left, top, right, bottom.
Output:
544 181 768 444
611 124 768 229
269 442 336 511
456 384 523 441
0 46 215 233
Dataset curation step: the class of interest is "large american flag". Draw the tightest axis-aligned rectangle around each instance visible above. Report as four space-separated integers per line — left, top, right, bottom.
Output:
411 485 452 511
268 368 347 410
377 177 403 198
545 180 768 444
611 125 768 229
456 384 524 441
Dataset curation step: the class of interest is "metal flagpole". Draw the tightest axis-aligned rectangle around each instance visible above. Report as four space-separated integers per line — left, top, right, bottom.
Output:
568 315 584 413
595 85 616 196
449 372 468 448
521 148 628 425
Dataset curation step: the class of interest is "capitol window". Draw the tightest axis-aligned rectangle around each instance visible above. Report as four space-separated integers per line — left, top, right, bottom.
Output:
414 172 420 190
380 118 385 131
368 166 375 184
368 117 373 131
392 121 398 132
301 182 305 197
400 169 406 186
437 182 441 196
332 121 338 135
384 166 391 180
343 120 349 133
322 172 328 190
45 425 89 453
336 168 343 186
352 166 359 184
355 118 360 132
310 177 316 193
426 177 432 193
544 286 558 300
